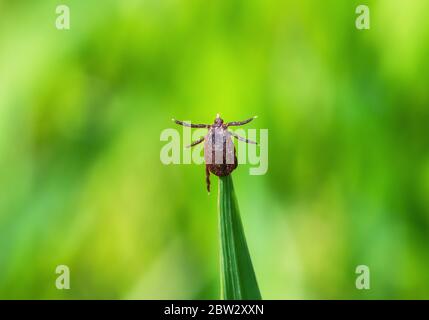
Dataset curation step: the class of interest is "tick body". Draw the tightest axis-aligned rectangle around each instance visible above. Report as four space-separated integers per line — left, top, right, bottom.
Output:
173 114 257 193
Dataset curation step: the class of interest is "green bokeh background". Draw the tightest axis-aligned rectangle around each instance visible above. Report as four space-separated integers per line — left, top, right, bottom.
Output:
1 0 429 299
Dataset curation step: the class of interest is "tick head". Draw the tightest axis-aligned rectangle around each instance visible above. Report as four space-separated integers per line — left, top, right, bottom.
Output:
213 113 224 126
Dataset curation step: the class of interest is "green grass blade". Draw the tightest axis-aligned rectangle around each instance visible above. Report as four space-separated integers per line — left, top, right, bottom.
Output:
218 175 262 300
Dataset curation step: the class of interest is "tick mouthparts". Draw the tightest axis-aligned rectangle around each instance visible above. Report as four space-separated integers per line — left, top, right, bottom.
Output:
216 113 220 119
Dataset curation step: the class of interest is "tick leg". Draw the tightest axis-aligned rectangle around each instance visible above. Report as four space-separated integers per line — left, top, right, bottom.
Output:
185 137 205 148
172 118 210 128
230 132 258 144
205 165 211 193
226 116 257 127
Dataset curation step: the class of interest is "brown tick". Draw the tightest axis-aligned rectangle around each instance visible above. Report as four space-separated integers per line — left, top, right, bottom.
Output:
172 114 258 193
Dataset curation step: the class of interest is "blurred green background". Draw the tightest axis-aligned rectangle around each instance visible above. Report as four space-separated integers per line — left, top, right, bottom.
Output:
1 0 429 299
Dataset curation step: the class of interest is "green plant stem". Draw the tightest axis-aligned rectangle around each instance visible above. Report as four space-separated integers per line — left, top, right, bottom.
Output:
218 175 262 300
